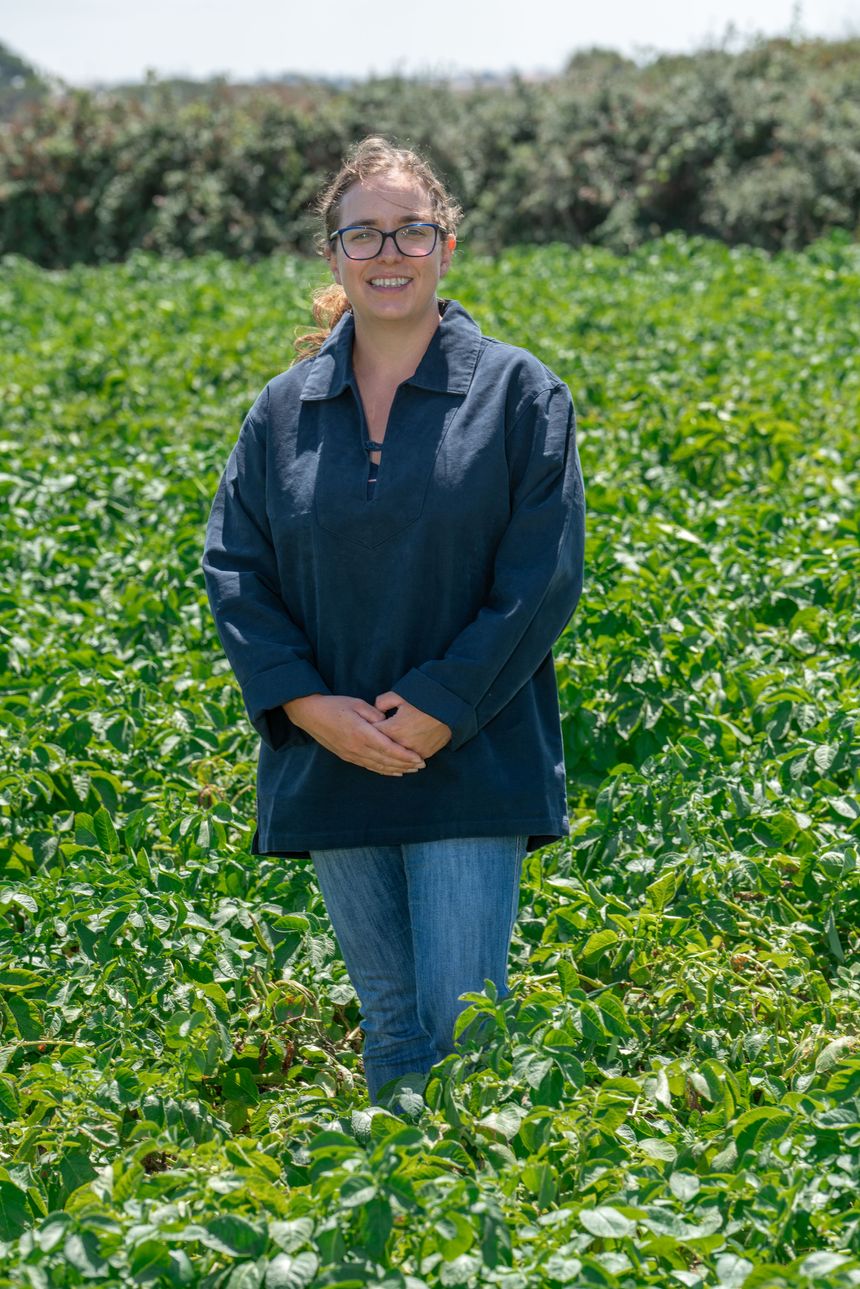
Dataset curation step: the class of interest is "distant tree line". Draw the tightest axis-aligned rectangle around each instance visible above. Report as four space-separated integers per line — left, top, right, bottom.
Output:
0 36 858 266
0 43 60 120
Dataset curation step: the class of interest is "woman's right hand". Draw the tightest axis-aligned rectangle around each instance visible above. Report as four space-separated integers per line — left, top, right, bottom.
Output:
282 694 427 776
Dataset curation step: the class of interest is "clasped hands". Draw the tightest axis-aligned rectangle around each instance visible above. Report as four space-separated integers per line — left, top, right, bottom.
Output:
282 690 452 776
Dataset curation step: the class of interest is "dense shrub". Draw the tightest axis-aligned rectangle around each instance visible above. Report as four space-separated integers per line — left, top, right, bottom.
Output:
0 36 859 265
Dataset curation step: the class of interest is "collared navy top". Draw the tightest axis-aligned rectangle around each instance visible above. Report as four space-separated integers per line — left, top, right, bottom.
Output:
202 299 586 857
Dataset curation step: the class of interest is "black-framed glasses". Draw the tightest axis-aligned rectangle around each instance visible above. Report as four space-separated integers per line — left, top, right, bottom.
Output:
329 222 444 260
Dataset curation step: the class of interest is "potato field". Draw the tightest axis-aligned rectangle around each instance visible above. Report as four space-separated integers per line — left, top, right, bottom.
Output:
0 232 858 1286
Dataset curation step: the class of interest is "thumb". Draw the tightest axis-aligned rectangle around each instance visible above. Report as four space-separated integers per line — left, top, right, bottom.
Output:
374 690 402 713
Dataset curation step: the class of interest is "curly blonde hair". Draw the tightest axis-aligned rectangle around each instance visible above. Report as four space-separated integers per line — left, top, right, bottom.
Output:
293 136 462 361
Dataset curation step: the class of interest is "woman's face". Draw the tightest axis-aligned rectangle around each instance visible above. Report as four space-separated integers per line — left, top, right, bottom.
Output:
326 169 456 330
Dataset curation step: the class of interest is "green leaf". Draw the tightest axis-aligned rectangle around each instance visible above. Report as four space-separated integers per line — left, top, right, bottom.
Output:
645 869 677 912
33 1215 71 1253
581 928 619 961
112 1161 145 1205
339 1177 377 1209
63 1231 106 1276
164 1009 209 1048
265 1253 320 1288
733 1107 793 1158
715 1254 754 1288
645 1067 672 1109
0 889 37 914
203 1214 267 1258
824 908 845 962
225 1265 263 1289
0 1179 31 1240
522 1162 557 1207
512 1047 554 1089
798 1252 852 1278
710 1140 738 1172
638 1137 677 1162
579 1206 636 1238
436 1211 474 1260
669 1172 701 1201
556 958 579 995
815 1037 855 1073
221 1066 262 1106
93 805 120 854
578 1000 606 1042
0 1076 20 1121
477 1103 524 1140
543 1254 584 1283
598 991 633 1036
129 1238 173 1283
5 994 41 1041
0 968 46 990
268 1218 315 1253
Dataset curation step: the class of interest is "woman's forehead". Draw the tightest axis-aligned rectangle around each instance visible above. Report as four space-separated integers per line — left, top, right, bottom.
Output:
338 174 433 224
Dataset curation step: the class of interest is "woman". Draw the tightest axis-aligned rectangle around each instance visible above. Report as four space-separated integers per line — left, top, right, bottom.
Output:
202 136 586 1105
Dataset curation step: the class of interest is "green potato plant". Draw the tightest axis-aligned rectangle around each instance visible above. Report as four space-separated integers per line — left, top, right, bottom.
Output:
0 232 858 1285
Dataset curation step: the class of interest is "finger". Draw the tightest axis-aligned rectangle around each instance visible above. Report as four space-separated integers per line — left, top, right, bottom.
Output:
357 760 404 776
354 700 387 724
378 756 426 772
377 723 427 758
366 727 425 765
357 752 427 775
365 750 425 774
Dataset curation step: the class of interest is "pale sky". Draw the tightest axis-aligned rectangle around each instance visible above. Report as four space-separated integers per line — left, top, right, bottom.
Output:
3 0 857 85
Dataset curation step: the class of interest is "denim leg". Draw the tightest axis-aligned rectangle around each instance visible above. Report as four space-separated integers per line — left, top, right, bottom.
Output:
403 834 528 1062
310 844 438 1104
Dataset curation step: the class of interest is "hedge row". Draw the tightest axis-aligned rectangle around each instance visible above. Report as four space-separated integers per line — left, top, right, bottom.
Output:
1 36 859 266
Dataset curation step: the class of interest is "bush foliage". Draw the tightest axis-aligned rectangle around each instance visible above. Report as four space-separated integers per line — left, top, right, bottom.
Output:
1 36 859 266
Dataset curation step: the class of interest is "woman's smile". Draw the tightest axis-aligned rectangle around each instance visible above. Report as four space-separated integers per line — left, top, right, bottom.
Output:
368 275 411 290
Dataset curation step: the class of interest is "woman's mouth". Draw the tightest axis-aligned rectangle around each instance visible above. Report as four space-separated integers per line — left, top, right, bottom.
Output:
368 277 411 290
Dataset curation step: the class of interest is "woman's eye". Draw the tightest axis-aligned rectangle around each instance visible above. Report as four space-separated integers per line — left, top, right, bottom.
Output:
401 225 429 240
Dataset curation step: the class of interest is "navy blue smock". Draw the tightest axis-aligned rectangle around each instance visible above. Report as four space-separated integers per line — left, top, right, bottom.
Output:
202 299 586 857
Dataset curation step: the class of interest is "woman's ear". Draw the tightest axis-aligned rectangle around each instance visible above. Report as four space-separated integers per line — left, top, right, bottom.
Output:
440 233 456 278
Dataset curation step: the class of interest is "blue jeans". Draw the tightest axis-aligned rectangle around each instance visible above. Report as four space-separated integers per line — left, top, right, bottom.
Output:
309 834 528 1104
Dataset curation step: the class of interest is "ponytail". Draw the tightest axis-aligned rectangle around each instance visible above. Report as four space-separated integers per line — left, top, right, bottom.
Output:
292 283 351 363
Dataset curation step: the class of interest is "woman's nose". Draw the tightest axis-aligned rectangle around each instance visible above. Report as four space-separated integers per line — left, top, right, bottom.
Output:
378 230 404 260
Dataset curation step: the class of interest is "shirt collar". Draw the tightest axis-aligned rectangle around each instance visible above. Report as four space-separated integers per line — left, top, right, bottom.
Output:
299 298 483 401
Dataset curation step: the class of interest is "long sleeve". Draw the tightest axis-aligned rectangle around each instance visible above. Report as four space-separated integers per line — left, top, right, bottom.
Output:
391 381 585 753
202 387 331 752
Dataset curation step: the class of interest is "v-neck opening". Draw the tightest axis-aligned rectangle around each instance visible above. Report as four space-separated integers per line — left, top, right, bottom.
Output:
351 381 388 504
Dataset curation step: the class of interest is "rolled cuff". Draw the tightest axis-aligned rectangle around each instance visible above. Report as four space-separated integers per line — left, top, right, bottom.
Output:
392 668 477 753
243 659 331 752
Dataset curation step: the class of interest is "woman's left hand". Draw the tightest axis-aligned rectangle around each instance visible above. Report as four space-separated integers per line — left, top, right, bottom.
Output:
373 691 453 759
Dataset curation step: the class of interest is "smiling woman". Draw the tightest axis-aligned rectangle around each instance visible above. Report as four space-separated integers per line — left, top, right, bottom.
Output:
201 135 587 1105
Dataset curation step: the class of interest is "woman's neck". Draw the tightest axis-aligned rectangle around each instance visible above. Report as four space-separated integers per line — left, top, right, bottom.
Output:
351 300 442 386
